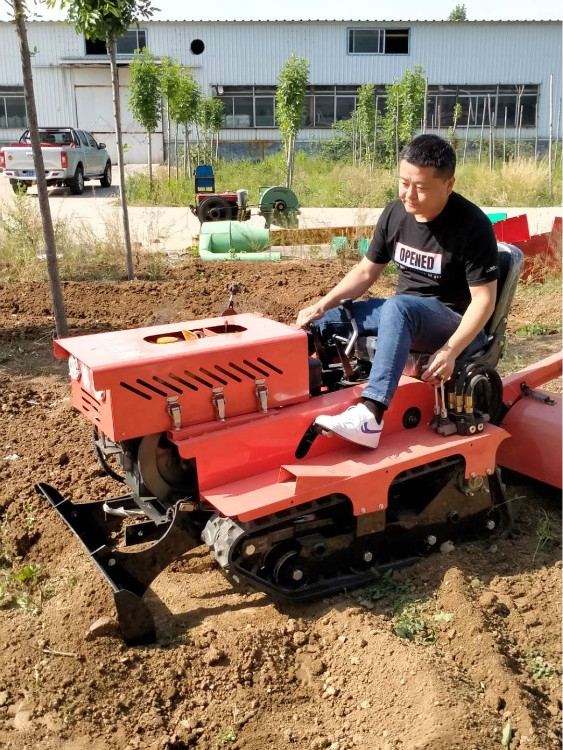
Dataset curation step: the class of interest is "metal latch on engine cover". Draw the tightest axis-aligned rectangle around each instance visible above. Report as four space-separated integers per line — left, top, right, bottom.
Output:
212 387 226 421
255 378 268 413
167 397 182 430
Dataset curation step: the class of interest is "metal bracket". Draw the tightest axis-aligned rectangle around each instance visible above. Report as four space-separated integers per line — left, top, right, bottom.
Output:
167 396 182 430
212 387 226 421
255 378 268 413
520 382 556 405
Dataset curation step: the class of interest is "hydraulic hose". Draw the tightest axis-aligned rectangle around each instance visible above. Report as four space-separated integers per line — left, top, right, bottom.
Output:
92 427 125 483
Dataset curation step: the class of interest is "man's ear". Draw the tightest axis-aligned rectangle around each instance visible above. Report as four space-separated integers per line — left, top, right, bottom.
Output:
446 175 455 194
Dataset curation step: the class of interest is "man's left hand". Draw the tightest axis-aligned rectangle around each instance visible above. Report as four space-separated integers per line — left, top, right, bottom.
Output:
421 347 457 384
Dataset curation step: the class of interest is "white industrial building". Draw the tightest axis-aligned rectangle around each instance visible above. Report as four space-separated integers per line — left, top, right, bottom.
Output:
0 19 560 163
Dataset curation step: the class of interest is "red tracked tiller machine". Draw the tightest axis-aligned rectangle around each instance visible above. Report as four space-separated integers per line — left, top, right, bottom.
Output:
37 243 562 643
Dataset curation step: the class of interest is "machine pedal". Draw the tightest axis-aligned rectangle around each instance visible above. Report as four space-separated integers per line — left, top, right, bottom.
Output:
295 421 327 459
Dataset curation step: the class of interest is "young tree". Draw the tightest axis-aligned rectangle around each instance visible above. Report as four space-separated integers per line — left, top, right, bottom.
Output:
276 54 309 189
381 66 426 168
446 102 463 147
356 83 377 171
160 57 181 179
198 96 224 162
11 0 68 336
129 48 162 194
51 0 155 280
168 68 200 177
448 4 467 21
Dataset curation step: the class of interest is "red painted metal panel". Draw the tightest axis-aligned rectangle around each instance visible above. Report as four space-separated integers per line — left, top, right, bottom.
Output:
498 393 562 489
493 214 530 243
54 313 310 441
502 352 562 407
173 377 436 492
203 424 508 521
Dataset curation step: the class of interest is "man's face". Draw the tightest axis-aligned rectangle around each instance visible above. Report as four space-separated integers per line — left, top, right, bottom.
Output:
398 160 455 222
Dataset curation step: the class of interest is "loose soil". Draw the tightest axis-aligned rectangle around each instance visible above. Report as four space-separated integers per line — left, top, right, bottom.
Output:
0 260 561 750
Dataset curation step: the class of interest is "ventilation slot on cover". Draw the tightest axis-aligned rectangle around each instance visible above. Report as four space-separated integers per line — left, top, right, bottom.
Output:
228 362 255 380
80 389 101 420
200 367 228 385
120 382 152 400
257 357 283 374
136 379 168 397
184 370 213 388
153 376 183 394
242 359 270 377
167 373 198 391
214 365 242 383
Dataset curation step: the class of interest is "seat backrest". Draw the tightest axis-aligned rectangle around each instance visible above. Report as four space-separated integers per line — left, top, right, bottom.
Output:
485 242 524 337
195 164 215 193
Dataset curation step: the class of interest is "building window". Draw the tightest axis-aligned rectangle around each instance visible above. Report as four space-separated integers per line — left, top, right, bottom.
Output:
348 27 409 55
427 84 538 129
0 88 26 129
216 86 277 128
214 85 389 130
85 29 147 55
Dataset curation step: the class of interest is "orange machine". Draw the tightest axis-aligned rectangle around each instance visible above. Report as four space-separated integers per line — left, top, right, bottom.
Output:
37 245 562 644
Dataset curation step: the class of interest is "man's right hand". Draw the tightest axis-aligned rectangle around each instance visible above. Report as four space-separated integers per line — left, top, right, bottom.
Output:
296 303 325 329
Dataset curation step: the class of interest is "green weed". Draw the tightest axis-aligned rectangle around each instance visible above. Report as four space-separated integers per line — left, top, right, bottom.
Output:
393 600 438 644
516 322 560 336
363 572 413 609
0 562 43 614
216 727 237 745
525 651 555 679
533 509 560 560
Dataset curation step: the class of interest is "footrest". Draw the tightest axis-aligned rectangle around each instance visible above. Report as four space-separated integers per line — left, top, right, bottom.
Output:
203 423 509 522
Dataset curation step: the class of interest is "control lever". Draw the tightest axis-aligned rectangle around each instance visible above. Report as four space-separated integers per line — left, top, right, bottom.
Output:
221 283 240 316
340 298 359 357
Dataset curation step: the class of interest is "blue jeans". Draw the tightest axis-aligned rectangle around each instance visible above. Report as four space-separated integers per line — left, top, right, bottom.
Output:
316 295 488 408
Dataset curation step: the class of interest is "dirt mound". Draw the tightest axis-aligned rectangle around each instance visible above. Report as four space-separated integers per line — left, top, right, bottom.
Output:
0 260 561 750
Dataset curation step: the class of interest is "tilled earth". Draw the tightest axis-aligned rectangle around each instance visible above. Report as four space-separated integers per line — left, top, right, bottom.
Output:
0 259 561 750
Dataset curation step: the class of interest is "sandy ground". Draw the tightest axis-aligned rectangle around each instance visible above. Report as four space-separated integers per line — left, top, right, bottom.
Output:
0 259 561 750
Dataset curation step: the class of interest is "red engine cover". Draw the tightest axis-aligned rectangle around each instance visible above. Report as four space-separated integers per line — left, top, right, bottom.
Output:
54 313 310 442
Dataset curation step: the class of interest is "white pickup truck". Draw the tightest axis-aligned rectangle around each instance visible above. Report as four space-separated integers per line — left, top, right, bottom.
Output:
0 127 112 195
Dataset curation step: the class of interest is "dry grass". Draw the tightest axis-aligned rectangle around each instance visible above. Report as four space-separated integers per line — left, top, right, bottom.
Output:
456 158 561 206
0 194 176 282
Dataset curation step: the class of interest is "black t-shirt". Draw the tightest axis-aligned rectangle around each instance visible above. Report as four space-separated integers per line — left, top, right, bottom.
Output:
367 192 499 314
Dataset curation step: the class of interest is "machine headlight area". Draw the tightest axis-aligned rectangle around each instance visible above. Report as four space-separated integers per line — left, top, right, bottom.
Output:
93 389 106 402
68 355 81 380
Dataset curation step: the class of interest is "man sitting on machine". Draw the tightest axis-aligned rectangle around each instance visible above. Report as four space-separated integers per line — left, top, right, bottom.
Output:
296 134 499 448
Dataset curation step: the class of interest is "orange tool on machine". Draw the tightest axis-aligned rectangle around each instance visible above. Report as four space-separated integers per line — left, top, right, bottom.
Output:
36 244 562 644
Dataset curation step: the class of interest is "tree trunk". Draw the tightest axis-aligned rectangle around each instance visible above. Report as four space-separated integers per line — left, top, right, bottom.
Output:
147 131 153 197
12 0 68 337
183 123 188 175
109 39 134 280
195 124 201 164
186 127 192 178
175 123 179 180
166 105 171 181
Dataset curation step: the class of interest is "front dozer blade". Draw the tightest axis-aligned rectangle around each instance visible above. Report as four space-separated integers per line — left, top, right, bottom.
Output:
35 483 200 645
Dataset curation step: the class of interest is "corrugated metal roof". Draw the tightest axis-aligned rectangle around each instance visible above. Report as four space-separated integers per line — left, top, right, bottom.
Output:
120 19 563 23
6 18 561 24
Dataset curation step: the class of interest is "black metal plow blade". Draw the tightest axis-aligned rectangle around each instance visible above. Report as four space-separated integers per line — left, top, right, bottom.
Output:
35 483 200 645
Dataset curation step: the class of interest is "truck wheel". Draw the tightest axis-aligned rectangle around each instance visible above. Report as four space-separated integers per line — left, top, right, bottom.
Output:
68 165 84 195
10 180 28 194
100 161 112 188
197 196 231 223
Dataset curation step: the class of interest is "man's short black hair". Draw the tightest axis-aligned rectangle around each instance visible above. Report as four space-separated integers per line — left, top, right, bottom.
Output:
400 135 456 178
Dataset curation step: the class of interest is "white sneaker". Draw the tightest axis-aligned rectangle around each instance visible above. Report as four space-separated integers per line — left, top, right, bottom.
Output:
314 403 384 449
